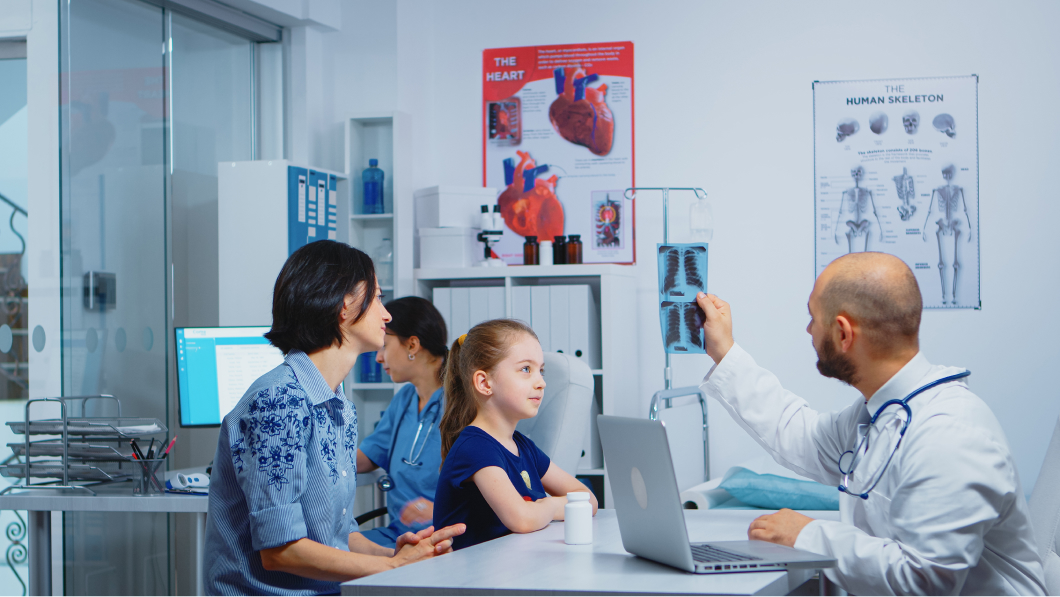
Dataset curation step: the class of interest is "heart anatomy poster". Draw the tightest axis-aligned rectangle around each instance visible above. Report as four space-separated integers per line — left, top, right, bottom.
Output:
483 42 635 264
813 76 980 309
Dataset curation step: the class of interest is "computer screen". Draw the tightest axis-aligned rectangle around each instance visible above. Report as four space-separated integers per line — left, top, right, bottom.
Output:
176 326 285 427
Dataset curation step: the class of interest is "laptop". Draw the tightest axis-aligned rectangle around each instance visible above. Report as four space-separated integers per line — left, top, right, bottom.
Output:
597 415 836 574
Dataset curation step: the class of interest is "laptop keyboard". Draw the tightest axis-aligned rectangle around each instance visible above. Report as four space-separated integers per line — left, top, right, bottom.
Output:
690 544 761 563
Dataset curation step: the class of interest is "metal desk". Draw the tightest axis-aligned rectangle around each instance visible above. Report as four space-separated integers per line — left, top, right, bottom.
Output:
0 484 208 596
342 509 840 596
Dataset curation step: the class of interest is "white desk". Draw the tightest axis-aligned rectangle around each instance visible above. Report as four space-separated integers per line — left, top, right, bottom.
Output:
342 509 840 596
0 484 208 596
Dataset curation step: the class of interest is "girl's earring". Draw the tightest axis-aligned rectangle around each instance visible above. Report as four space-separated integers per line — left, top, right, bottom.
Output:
407 353 415 361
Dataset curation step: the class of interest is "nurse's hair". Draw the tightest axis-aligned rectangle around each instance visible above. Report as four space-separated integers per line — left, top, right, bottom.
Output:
440 319 538 461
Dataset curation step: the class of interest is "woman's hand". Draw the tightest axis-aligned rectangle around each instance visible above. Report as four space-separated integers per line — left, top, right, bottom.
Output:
399 497 434 526
391 524 466 567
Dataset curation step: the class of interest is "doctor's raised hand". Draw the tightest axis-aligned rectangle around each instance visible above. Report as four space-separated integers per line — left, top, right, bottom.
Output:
695 292 733 364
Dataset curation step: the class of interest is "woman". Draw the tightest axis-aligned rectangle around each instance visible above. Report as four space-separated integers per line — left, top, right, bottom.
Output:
203 240 463 596
356 297 448 548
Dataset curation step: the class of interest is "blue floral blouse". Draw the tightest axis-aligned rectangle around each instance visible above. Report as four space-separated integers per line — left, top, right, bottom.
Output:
204 350 358 596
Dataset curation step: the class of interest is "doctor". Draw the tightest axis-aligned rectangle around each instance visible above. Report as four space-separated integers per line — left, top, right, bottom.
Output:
696 252 1045 595
356 296 448 548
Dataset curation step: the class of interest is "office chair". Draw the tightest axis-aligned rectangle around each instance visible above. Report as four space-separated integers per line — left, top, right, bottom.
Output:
515 352 595 476
1029 413 1060 594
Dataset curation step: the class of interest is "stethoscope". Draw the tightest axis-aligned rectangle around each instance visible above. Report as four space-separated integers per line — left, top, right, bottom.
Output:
377 395 442 493
837 370 970 500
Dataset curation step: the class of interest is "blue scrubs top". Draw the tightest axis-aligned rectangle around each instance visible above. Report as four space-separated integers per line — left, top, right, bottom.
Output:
358 384 444 547
433 426 551 550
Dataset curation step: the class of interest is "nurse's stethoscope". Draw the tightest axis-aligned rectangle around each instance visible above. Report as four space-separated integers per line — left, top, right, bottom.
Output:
376 396 442 493
837 370 970 500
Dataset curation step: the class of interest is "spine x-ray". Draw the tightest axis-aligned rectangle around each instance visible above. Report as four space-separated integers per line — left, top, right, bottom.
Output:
657 244 707 354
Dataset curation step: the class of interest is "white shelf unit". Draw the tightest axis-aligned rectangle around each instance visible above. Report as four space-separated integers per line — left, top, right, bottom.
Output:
344 112 412 527
414 264 640 507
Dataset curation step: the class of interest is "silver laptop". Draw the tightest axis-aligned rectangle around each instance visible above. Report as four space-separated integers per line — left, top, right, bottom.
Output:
597 415 836 574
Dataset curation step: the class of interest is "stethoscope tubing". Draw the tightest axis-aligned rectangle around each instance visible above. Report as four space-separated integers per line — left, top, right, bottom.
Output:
837 370 971 500
377 393 441 492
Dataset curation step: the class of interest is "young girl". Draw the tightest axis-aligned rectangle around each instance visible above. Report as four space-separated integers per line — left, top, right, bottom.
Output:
433 319 598 550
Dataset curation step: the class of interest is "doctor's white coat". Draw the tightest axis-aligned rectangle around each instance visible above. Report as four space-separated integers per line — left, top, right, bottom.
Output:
700 345 1046 595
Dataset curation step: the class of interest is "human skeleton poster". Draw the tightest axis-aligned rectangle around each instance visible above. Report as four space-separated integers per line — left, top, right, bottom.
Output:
813 76 979 309
483 42 635 264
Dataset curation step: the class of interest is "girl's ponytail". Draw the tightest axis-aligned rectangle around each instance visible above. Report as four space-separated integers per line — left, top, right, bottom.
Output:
440 336 475 460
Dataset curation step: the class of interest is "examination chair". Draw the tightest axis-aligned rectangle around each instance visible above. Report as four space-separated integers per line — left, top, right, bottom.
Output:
1029 413 1060 594
515 352 595 475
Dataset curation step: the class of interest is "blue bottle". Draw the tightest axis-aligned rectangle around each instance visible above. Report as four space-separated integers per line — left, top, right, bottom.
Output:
362 159 384 214
359 352 382 383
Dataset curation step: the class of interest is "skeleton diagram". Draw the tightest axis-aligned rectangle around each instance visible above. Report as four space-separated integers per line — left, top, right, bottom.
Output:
894 167 916 221
922 164 972 304
902 111 920 134
834 165 883 253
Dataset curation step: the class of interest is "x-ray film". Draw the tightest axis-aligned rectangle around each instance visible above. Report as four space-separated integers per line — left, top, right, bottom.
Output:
658 243 707 354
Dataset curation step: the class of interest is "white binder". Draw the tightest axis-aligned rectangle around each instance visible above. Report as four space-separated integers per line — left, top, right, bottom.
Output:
432 287 452 345
468 288 489 329
487 286 506 320
549 285 569 356
512 286 532 326
568 285 601 369
450 287 471 342
530 286 551 352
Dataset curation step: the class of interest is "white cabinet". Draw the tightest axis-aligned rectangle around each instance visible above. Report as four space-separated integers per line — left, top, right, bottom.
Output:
414 264 639 507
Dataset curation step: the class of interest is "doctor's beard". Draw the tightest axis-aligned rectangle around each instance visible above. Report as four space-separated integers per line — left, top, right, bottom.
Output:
815 334 860 386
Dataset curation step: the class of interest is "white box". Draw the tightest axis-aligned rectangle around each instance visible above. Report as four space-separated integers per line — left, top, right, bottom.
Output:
432 288 452 345
512 287 532 326
549 286 569 356
568 285 601 369
487 287 506 320
418 227 481 269
530 286 551 352
468 288 490 329
414 185 498 229
450 288 471 340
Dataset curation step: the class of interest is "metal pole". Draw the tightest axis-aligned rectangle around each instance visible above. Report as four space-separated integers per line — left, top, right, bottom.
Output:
28 510 51 596
662 187 672 395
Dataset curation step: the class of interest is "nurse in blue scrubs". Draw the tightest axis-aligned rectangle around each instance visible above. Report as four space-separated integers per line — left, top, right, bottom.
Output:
356 296 448 548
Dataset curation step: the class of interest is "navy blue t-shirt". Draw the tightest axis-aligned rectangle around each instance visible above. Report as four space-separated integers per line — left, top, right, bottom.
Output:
433 426 551 550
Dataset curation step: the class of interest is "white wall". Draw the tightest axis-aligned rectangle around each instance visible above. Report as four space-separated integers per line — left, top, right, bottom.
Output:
299 0 1060 494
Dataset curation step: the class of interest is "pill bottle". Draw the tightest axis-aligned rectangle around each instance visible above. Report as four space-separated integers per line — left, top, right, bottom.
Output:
566 234 583 264
539 240 554 266
522 236 539 265
553 235 567 264
564 492 593 545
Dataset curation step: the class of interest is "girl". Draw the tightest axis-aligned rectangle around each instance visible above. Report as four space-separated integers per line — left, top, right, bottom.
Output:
433 319 598 550
356 296 448 548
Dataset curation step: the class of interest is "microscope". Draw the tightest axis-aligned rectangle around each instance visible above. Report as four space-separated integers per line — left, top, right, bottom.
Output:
476 205 506 267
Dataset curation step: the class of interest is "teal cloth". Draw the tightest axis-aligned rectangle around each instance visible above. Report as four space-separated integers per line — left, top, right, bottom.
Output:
719 467 839 511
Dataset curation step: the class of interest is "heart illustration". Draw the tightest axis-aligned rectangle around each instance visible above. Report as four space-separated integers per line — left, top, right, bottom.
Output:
548 67 614 156
497 151 565 240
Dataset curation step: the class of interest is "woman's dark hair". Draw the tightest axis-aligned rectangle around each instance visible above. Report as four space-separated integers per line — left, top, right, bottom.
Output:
384 296 449 380
440 319 537 462
264 240 377 355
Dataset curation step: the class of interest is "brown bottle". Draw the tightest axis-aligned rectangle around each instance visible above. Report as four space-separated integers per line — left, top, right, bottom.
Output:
523 235 539 265
566 234 583 264
553 235 567 264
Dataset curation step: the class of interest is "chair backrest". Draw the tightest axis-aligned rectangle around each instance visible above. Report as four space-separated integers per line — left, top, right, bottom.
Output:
1029 414 1060 594
515 352 594 475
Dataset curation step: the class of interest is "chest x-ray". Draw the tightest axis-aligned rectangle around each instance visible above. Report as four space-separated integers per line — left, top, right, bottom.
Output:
658 244 707 354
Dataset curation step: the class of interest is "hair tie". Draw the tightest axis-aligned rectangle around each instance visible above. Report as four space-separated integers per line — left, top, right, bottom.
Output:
458 334 467 346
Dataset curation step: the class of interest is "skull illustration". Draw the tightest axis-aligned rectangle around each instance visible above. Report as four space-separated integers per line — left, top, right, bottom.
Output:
933 113 956 138
850 164 865 182
902 111 920 134
869 112 888 135
836 118 860 142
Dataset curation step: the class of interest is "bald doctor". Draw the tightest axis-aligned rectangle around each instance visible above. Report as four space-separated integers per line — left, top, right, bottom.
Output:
696 253 1045 595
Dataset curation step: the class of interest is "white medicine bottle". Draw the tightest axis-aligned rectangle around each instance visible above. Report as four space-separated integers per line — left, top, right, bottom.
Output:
564 491 593 545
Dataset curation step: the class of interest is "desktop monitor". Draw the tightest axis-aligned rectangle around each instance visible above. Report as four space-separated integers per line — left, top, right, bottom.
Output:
176 326 285 427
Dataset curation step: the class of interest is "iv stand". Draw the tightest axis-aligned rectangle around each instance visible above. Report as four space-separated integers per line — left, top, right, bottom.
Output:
624 187 710 480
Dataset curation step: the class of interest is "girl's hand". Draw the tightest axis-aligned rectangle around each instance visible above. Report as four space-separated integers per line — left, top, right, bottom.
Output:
399 497 434 526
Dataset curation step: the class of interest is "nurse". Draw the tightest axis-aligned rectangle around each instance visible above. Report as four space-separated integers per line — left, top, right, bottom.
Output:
356 297 448 548
204 241 463 596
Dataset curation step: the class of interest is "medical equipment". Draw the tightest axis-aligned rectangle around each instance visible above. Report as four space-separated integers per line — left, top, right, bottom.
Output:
838 370 971 499
376 399 442 493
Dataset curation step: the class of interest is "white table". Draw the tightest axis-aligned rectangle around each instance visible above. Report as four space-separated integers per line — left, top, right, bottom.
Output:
342 509 840 596
0 484 208 596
